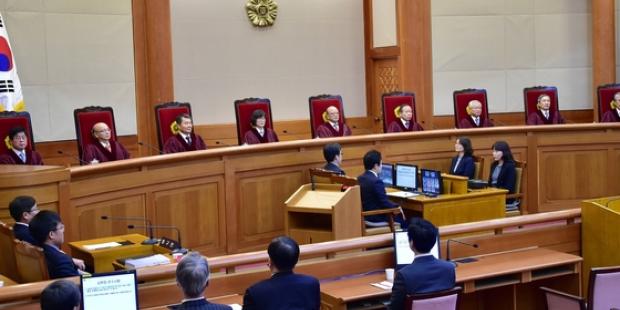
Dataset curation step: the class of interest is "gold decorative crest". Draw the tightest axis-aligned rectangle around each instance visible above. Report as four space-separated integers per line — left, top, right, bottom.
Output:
246 0 278 27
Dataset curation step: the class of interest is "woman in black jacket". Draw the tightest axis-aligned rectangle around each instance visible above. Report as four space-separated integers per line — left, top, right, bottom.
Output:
449 137 475 179
488 141 516 196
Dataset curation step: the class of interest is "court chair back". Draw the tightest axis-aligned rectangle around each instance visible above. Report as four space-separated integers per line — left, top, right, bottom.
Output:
381 91 418 133
540 287 586 310
453 89 489 128
73 106 117 163
154 101 192 152
0 222 20 282
234 97 274 145
472 155 484 180
405 286 462 310
308 94 346 138
14 240 49 282
309 168 337 186
523 86 559 123
0 111 35 154
597 83 620 122
588 265 620 310
506 160 526 214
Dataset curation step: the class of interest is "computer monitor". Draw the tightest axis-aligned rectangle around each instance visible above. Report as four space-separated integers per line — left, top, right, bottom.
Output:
81 270 139 310
394 163 418 191
393 230 440 270
421 169 442 196
381 163 394 186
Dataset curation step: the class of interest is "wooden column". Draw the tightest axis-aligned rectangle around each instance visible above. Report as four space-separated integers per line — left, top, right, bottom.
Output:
592 0 616 121
132 0 174 156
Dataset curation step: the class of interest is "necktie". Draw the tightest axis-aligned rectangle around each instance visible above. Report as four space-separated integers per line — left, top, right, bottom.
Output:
333 124 339 131
475 117 480 126
18 152 26 163
544 111 549 119
185 136 191 144
404 121 410 128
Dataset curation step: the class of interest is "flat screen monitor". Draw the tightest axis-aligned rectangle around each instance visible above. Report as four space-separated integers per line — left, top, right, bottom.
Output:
394 163 418 191
393 230 440 270
381 163 394 187
421 169 442 196
81 270 139 310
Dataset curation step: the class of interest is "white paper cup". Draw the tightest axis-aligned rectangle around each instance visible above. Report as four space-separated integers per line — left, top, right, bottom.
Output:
385 268 395 282
172 253 183 263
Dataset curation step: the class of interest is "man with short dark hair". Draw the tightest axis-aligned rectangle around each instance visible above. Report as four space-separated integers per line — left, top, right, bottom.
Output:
163 113 207 153
29 210 85 279
40 279 81 310
169 252 231 309
242 236 320 310
322 143 345 175
389 218 455 310
9 195 39 244
0 126 44 165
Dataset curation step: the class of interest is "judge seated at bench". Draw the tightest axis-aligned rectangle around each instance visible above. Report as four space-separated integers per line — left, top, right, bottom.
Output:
316 106 352 138
389 218 456 310
322 143 345 175
527 94 565 125
387 104 424 133
9 195 40 244
0 126 44 165
163 113 207 154
243 109 279 145
82 122 130 164
459 100 493 128
602 92 620 123
169 252 231 310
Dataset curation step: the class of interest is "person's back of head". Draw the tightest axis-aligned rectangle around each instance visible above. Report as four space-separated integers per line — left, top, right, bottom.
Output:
29 210 62 245
40 279 81 310
407 218 438 254
268 236 300 272
9 195 37 223
363 150 382 170
323 143 342 163
176 252 210 299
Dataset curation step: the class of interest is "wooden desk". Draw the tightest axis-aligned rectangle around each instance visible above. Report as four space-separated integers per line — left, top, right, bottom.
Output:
388 188 507 226
320 247 582 310
0 275 17 287
69 234 170 273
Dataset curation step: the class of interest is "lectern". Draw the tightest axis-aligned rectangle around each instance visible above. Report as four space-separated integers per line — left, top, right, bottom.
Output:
285 184 362 245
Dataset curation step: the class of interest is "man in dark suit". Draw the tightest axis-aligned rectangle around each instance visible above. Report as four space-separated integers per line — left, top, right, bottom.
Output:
40 279 81 310
389 218 456 310
357 150 405 227
169 252 231 310
242 236 320 310
9 195 40 244
322 143 345 175
29 210 86 279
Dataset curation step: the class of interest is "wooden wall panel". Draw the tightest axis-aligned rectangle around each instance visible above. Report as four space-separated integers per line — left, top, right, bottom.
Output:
75 195 147 240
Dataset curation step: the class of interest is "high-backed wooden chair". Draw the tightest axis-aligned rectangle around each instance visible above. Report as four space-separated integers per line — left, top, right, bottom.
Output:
472 155 485 180
73 106 117 163
234 97 275 145
154 102 192 152
381 91 418 132
597 83 620 122
506 160 526 215
523 86 559 123
309 168 337 185
541 287 586 310
405 286 462 310
308 94 346 138
14 240 49 282
0 111 35 154
0 222 20 282
453 89 490 128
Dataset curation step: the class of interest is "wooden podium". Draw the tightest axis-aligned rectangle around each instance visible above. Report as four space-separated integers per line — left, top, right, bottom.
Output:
285 184 362 245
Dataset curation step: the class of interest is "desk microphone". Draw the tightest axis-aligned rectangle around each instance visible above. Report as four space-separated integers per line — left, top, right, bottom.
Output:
100 215 157 245
127 224 187 254
137 141 162 155
446 239 479 265
215 140 233 147
57 150 89 166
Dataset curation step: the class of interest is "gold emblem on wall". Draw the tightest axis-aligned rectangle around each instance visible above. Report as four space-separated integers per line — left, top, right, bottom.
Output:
246 0 278 27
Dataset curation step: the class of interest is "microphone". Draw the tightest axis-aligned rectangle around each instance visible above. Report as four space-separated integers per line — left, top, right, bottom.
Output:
215 140 232 147
57 150 90 166
446 239 479 265
100 215 157 245
127 224 187 254
137 141 162 155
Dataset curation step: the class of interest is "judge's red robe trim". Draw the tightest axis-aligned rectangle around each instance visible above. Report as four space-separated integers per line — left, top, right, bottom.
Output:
601 109 620 123
458 116 494 128
527 110 565 125
386 120 424 133
0 149 44 165
243 128 279 144
82 140 130 163
163 133 206 154
316 122 352 138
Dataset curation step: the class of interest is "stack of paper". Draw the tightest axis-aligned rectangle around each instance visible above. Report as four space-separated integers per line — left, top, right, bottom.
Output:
125 254 170 269
83 242 122 251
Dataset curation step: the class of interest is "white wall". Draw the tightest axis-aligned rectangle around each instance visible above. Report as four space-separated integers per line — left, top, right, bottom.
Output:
432 0 592 116
1 0 136 142
171 0 366 125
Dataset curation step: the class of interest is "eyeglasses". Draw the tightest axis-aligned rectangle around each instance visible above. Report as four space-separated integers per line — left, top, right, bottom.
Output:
95 128 111 133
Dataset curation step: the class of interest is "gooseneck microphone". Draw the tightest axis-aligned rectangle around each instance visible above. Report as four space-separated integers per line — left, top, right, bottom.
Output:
446 239 479 264
127 224 187 254
137 141 163 155
100 215 157 245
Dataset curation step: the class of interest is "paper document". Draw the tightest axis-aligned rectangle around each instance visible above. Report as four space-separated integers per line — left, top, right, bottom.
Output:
125 254 170 269
371 281 393 290
389 191 419 198
229 304 242 310
83 242 122 251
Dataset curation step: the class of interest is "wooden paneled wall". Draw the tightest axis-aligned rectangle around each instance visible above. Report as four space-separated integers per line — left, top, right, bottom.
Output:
58 124 620 257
